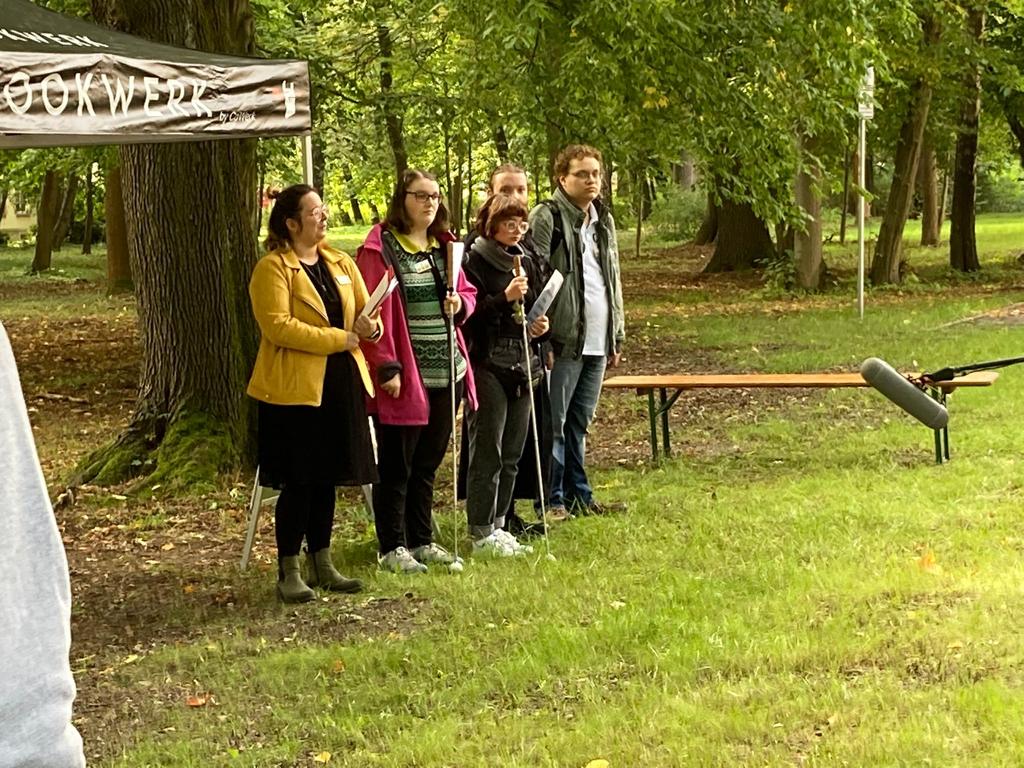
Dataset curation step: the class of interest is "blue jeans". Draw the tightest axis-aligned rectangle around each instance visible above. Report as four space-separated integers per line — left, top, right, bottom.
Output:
548 354 606 508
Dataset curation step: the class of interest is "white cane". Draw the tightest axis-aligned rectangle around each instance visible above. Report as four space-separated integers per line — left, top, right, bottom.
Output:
514 255 555 562
446 242 463 566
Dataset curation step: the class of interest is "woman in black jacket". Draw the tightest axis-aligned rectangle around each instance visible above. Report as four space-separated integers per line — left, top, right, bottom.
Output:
463 194 550 557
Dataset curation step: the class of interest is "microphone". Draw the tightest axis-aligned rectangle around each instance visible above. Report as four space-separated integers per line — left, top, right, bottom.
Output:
860 357 949 430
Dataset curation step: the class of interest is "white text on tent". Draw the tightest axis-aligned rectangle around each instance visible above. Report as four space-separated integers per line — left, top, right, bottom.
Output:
1 72 214 118
0 28 110 49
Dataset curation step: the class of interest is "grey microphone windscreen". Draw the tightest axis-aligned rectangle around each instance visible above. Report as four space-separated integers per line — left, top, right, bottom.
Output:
860 357 949 430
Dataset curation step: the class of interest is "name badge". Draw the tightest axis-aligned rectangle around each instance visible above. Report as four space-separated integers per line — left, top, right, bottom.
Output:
413 260 433 274
336 274 352 285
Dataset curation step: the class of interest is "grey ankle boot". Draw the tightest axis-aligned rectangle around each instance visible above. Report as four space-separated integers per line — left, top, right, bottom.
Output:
277 555 315 603
306 548 363 593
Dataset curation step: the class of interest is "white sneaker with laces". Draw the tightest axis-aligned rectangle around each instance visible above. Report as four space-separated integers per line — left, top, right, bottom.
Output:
378 546 429 574
494 528 534 555
472 530 516 557
411 542 464 573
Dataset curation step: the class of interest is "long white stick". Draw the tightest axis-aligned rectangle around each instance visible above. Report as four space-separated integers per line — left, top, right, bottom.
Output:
448 304 460 563
521 318 553 561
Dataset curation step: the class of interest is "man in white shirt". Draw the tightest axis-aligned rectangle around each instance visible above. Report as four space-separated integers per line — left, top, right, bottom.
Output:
529 145 625 516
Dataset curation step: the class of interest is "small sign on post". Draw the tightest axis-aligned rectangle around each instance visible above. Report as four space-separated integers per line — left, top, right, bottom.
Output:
858 66 875 119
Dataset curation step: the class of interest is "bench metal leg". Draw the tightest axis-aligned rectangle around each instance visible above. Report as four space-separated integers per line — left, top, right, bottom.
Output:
930 389 951 464
647 389 659 463
660 387 671 458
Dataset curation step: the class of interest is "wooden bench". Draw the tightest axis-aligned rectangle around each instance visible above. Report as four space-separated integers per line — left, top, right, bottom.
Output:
602 371 1000 464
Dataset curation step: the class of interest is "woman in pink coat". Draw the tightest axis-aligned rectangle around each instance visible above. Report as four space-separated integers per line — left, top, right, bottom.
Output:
356 169 477 574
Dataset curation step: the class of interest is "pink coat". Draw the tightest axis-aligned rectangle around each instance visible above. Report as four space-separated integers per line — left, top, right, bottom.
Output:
356 224 477 426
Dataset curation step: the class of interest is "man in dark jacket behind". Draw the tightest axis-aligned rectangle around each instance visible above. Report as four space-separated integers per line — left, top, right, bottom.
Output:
529 145 625 517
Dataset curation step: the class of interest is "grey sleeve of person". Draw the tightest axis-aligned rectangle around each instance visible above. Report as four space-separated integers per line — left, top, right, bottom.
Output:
528 203 554 264
0 323 85 768
606 213 625 351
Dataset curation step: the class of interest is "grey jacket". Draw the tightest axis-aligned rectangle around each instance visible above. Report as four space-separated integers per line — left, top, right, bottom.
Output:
528 188 624 360
0 323 85 768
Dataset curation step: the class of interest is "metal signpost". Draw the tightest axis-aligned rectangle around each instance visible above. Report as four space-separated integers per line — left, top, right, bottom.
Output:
857 66 874 319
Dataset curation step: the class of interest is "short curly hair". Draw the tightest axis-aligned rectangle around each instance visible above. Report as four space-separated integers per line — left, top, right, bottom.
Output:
553 144 603 179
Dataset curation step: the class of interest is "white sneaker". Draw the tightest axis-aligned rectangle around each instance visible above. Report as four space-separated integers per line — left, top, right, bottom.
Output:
494 528 534 555
378 546 428 574
411 542 464 573
472 531 516 558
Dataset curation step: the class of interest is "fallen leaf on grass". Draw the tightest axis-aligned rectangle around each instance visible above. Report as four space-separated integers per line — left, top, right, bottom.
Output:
186 694 210 708
585 760 610 768
332 660 346 674
917 550 943 574
313 752 332 763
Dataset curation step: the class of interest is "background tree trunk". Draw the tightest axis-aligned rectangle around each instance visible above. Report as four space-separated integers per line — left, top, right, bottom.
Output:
31 169 60 273
341 164 364 224
1007 110 1024 169
794 147 825 290
104 166 132 293
870 16 939 285
693 191 718 245
704 197 774 272
493 125 510 163
79 0 260 488
82 170 95 255
918 136 940 246
377 23 408 179
51 171 79 251
0 190 7 223
950 6 984 273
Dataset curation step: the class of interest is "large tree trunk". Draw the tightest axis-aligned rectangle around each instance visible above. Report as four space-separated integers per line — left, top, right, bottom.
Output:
704 196 774 272
79 0 259 488
31 169 60 273
870 15 939 285
377 23 407 179
82 170 95 255
918 136 940 246
104 166 131 293
950 7 984 273
51 171 78 251
793 144 825 290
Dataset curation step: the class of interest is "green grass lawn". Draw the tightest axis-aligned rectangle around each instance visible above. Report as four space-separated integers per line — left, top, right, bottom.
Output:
4 214 1024 766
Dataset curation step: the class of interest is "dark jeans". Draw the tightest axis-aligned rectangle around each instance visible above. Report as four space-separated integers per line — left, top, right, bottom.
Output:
466 368 531 539
275 483 335 558
373 383 462 554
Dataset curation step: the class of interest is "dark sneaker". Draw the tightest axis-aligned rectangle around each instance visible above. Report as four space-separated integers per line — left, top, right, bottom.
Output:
506 514 547 538
570 499 627 516
545 504 574 522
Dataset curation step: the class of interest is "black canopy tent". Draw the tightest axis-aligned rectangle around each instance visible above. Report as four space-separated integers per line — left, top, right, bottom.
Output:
0 0 312 152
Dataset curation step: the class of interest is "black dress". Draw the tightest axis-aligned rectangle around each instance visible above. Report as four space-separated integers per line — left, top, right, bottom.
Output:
257 259 378 489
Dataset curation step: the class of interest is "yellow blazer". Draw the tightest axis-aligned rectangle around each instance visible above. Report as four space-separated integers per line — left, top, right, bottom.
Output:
247 242 377 406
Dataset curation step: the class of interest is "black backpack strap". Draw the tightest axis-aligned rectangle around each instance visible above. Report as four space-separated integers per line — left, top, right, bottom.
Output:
540 199 564 259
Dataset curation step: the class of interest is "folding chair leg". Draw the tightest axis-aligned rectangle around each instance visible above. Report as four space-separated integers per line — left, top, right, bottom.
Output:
240 470 264 571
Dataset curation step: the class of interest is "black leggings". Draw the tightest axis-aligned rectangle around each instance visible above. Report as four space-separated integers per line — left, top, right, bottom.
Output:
274 483 335 557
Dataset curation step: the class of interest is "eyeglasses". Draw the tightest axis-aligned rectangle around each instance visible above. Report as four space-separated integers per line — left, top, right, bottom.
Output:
406 191 442 204
500 220 529 235
570 170 602 181
308 205 330 222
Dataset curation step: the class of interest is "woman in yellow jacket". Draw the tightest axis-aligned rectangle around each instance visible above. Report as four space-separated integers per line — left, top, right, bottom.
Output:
248 184 382 603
